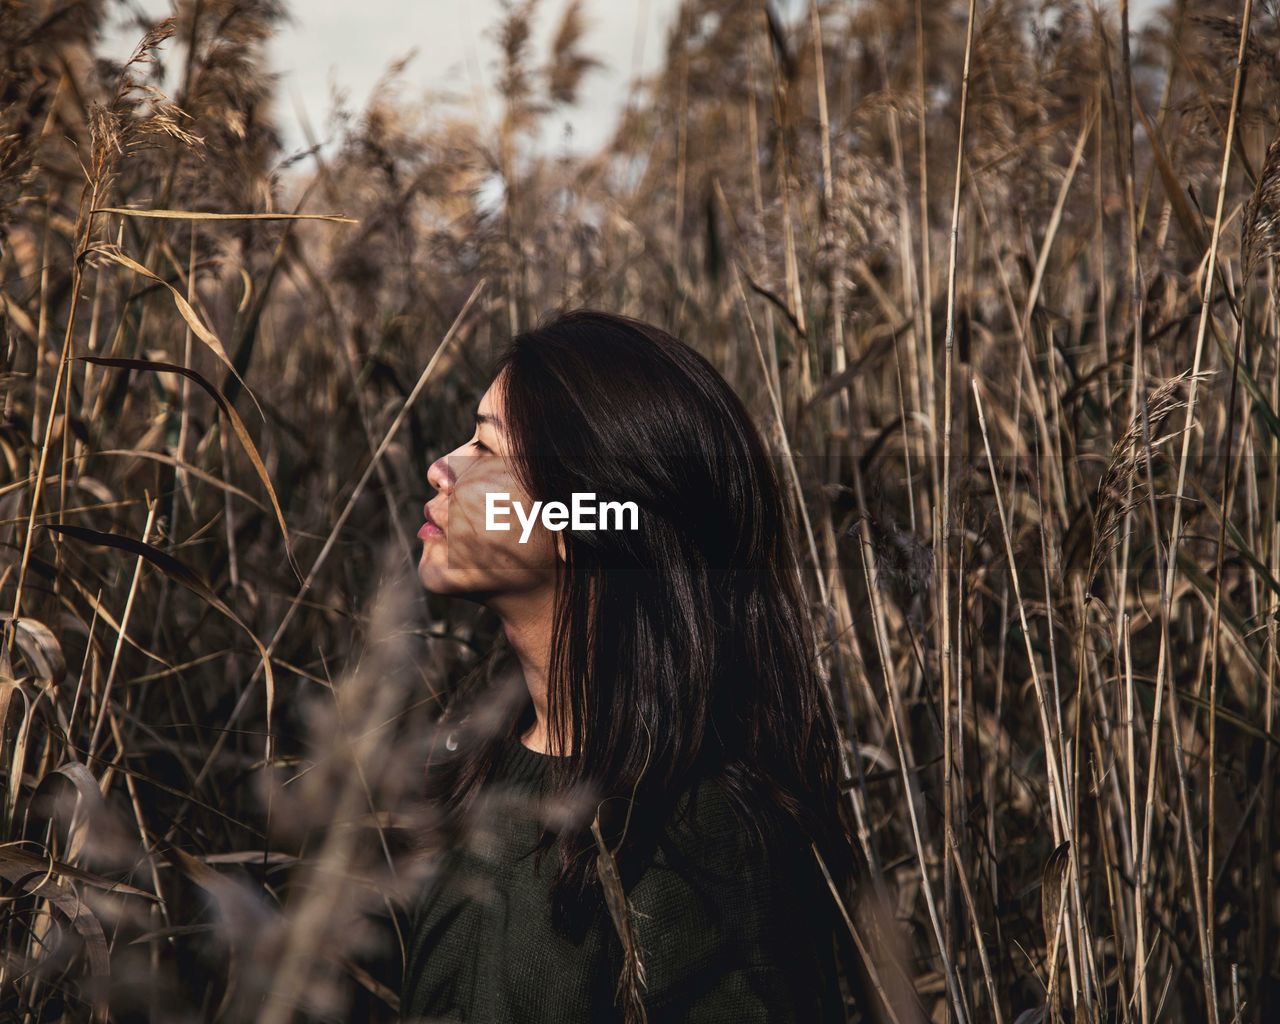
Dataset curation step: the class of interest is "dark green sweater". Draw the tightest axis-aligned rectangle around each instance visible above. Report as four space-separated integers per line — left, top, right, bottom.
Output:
400 733 848 1022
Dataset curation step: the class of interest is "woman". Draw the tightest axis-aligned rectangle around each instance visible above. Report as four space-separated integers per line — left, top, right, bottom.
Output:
402 309 859 1022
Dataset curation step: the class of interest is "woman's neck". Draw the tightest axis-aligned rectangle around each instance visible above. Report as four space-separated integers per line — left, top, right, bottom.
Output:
490 586 568 756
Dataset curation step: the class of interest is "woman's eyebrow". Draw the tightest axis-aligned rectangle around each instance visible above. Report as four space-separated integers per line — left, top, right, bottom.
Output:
475 412 504 432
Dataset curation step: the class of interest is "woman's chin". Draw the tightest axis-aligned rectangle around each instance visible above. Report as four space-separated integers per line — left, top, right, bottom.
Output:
417 554 486 600
416 550 452 594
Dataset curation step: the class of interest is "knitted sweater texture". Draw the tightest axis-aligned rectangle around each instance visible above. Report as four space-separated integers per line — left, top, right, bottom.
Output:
400 733 847 1023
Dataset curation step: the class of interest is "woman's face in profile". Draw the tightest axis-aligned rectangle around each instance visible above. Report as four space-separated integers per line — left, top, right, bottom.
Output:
417 375 561 602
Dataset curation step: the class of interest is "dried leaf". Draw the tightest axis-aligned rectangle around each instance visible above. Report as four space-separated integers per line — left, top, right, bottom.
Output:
79 355 301 582
0 615 66 682
93 206 356 224
82 244 259 420
1 680 34 831
40 524 278 761
1041 840 1071 954
0 846 111 1021
0 843 154 900
46 761 132 863
590 815 648 1023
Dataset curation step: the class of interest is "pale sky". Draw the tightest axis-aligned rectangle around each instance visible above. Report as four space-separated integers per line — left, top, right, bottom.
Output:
105 0 1165 165
270 0 681 157
108 0 683 161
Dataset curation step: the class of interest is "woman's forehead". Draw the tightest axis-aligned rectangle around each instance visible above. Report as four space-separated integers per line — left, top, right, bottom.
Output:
476 380 505 424
476 391 504 427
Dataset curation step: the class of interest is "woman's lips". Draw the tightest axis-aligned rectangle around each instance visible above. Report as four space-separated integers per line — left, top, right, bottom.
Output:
419 503 444 539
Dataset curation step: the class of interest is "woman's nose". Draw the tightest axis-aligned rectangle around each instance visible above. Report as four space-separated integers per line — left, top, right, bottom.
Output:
427 454 454 494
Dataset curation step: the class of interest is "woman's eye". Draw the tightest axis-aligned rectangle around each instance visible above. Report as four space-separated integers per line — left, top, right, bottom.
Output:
470 438 489 453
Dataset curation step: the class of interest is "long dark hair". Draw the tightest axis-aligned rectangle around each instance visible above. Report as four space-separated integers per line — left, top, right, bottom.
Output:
425 308 856 946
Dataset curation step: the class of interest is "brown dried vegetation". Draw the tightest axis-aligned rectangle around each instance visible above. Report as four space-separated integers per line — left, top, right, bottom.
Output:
1 0 1279 1021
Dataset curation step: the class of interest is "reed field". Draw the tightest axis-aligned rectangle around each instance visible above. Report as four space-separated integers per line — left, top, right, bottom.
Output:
2 0 1279 1019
